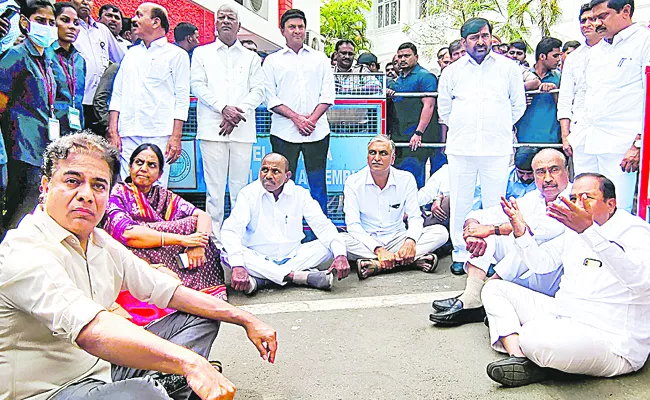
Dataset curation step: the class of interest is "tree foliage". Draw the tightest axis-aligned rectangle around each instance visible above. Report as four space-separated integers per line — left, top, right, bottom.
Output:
320 0 373 56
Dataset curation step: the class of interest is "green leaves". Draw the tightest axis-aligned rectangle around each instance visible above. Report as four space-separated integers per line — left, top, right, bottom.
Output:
320 0 373 55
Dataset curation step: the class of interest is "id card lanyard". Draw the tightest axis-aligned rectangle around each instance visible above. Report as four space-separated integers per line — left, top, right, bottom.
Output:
57 53 82 131
35 57 60 140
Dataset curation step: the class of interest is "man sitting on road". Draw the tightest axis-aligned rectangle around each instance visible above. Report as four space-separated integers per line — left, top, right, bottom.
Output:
429 148 570 326
221 153 351 295
343 135 449 279
484 173 650 387
0 132 277 400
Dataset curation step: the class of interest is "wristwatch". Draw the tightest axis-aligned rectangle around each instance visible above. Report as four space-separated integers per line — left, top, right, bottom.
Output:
494 225 501 236
414 130 424 137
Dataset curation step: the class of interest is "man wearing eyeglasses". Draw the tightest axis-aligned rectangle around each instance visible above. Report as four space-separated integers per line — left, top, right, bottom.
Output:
429 148 570 327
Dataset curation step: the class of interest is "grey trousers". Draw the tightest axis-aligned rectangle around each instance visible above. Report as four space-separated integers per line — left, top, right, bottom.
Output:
54 312 221 400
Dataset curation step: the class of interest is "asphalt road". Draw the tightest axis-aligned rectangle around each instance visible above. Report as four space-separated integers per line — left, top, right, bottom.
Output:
209 255 650 400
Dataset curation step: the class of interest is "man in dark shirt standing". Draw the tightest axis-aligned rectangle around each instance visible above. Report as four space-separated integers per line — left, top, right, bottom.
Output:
386 42 439 188
173 22 199 60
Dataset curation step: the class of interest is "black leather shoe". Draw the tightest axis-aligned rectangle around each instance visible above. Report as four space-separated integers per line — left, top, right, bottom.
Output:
450 261 466 275
431 296 459 312
486 356 550 387
428 299 485 327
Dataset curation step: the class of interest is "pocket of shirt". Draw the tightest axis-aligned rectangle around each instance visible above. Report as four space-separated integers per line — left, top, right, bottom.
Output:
146 67 172 85
284 215 304 241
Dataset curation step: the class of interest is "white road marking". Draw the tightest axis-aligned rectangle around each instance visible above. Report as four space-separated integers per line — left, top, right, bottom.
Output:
238 290 462 315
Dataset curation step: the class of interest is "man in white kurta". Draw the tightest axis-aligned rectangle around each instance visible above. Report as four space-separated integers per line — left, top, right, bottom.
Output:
438 18 526 275
343 135 449 279
557 4 602 157
571 1 646 212
483 173 650 387
221 153 350 295
430 149 570 327
108 3 189 186
191 5 264 242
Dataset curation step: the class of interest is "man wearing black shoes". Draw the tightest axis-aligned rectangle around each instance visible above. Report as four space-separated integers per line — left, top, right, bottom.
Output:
484 173 650 387
429 148 570 326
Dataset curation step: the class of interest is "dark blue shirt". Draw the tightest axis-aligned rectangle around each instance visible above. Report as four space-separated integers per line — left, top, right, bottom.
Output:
515 67 561 143
47 42 86 136
388 64 440 142
0 39 56 166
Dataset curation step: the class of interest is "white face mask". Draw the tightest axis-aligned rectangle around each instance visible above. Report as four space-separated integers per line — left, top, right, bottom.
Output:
27 20 58 48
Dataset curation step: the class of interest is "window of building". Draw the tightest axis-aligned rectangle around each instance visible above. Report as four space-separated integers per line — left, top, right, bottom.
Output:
377 0 400 28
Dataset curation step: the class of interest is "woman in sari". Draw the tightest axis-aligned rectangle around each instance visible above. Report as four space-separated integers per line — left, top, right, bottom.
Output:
104 143 226 323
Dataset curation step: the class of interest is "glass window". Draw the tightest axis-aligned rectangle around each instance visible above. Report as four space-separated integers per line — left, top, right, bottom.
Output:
378 5 383 28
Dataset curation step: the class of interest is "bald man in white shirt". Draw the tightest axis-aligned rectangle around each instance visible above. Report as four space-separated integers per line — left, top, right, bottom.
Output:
343 135 449 279
484 173 650 387
221 153 351 295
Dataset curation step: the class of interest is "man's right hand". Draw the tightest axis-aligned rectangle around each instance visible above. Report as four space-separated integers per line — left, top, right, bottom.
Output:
374 247 397 270
431 194 448 221
501 196 527 238
291 115 316 136
386 88 396 97
0 17 9 38
231 266 250 292
219 120 236 136
463 223 493 240
185 358 236 400
245 318 278 364
465 237 487 258
561 136 573 157
107 124 121 151
222 106 246 126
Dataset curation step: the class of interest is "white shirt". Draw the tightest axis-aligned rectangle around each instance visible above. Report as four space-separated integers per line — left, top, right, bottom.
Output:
344 166 423 251
418 164 450 206
515 209 650 370
0 207 181 400
116 36 131 53
262 45 336 143
557 43 591 124
74 17 125 105
191 40 264 143
438 52 526 156
221 179 346 266
579 23 650 154
109 37 190 138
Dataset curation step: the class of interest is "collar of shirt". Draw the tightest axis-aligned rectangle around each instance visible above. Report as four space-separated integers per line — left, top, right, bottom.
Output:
463 50 497 67
139 35 168 49
213 38 245 52
609 23 641 46
280 44 312 56
258 179 296 201
34 206 106 250
398 63 423 80
24 38 45 58
364 166 397 190
51 41 79 57
79 16 99 30
529 65 559 81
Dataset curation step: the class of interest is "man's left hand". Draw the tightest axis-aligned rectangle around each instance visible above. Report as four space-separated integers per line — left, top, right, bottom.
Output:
396 238 417 266
620 146 640 173
245 319 278 364
409 134 422 151
185 247 206 269
165 135 182 164
219 120 236 136
546 195 594 234
327 255 350 280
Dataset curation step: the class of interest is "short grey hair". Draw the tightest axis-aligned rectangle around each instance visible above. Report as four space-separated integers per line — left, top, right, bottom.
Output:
42 130 121 185
368 134 395 154
531 147 567 169
216 4 239 22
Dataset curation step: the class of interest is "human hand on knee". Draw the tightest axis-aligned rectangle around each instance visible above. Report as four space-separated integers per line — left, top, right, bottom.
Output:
466 237 487 258
396 239 416 265
374 247 397 270
328 255 351 280
231 267 250 292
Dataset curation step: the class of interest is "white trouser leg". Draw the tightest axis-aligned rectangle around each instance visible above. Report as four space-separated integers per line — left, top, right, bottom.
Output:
410 225 449 256
343 226 448 261
572 145 598 176
448 155 479 262
477 155 510 209
466 234 512 273
120 136 171 186
281 240 334 273
200 141 229 240
597 152 637 213
342 232 377 260
520 317 634 377
481 280 554 353
227 142 253 209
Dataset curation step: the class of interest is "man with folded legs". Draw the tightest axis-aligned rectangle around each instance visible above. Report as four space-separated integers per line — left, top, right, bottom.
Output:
343 135 449 279
0 132 277 400
221 153 350 295
430 148 570 326
483 173 650 387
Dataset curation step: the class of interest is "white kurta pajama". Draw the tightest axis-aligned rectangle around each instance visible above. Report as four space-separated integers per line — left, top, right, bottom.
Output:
437 52 526 263
220 180 346 285
482 209 650 377
191 39 265 241
571 23 650 212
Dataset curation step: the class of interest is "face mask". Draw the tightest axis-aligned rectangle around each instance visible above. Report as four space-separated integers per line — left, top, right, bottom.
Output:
27 21 58 48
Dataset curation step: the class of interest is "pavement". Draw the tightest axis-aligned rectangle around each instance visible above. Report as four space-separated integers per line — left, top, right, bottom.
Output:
209 255 650 400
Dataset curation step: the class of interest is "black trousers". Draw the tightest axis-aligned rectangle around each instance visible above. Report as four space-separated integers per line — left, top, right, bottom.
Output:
270 135 330 215
2 158 41 232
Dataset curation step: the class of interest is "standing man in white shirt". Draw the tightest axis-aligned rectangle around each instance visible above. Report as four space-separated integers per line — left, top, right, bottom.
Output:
108 2 190 186
70 0 124 133
557 3 602 157
571 0 646 213
438 18 526 275
483 173 650 387
191 5 264 242
262 9 336 215
221 153 350 295
343 135 449 280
